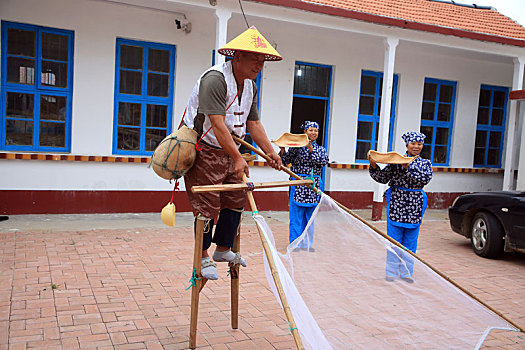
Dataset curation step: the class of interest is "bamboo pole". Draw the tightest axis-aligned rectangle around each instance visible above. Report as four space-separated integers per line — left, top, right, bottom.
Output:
231 223 240 329
242 174 305 350
189 218 207 349
191 179 313 193
233 135 525 334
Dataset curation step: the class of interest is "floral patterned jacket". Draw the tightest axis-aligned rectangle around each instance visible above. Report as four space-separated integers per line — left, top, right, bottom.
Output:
369 156 433 224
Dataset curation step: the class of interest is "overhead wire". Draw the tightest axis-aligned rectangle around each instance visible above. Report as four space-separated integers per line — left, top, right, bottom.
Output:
238 0 250 28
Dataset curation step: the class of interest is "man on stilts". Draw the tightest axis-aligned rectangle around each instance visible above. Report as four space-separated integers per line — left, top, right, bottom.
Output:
183 26 283 280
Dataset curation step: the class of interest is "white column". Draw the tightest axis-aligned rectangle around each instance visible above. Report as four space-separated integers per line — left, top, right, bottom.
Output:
373 37 398 204
214 8 231 65
503 57 525 190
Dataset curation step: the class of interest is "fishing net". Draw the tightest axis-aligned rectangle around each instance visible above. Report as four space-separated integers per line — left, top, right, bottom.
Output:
255 193 518 349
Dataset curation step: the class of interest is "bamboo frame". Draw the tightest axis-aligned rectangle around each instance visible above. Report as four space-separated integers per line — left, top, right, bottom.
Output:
242 175 304 349
232 134 525 334
191 179 313 193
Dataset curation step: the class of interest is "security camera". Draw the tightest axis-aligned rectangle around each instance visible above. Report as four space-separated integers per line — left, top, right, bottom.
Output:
209 0 217 5
175 18 191 34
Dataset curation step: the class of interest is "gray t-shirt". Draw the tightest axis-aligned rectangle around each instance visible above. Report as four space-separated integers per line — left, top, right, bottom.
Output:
192 70 259 135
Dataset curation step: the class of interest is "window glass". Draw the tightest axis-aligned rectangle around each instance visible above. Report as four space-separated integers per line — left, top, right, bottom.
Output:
473 85 508 167
437 103 451 122
40 95 66 121
148 49 170 73
40 122 65 147
355 71 398 161
42 33 68 61
6 120 33 146
475 130 486 147
6 92 34 118
489 132 501 148
493 91 506 108
439 85 453 103
477 107 489 125
491 109 504 126
293 63 330 97
2 22 73 152
358 96 375 115
113 39 175 155
478 89 491 107
146 104 168 128
41 60 67 87
147 73 168 97
119 71 142 95
356 141 372 160
117 127 140 151
120 45 143 69
357 121 373 140
420 78 456 166
360 75 376 95
7 57 35 84
118 102 141 126
7 28 35 56
421 102 435 120
423 83 437 101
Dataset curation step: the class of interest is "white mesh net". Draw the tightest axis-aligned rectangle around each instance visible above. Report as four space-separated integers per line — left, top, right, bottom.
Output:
255 193 518 349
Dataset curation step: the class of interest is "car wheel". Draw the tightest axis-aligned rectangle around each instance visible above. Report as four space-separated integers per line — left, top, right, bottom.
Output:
470 212 504 258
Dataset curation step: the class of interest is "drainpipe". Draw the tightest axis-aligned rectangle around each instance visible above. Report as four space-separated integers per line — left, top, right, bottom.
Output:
502 57 525 190
215 8 232 65
372 37 398 220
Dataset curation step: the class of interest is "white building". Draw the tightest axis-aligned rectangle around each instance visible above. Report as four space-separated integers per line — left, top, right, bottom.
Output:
1 0 525 215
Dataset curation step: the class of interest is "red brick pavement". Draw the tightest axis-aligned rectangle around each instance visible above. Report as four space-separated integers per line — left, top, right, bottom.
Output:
0 216 524 349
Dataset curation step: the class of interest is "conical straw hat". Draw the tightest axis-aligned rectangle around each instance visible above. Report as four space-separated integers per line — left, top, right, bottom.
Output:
218 26 282 61
368 150 418 164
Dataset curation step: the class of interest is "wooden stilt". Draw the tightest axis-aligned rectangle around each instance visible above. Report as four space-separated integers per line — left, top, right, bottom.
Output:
230 222 241 329
189 217 207 349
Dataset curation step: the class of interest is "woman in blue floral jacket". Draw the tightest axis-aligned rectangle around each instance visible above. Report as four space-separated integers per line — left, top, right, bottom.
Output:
280 121 329 250
368 131 433 282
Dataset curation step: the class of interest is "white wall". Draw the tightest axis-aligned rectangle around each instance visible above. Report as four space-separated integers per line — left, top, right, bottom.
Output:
0 0 517 194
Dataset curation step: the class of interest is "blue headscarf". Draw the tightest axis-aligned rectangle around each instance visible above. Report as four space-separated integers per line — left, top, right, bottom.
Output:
402 131 426 145
301 121 319 131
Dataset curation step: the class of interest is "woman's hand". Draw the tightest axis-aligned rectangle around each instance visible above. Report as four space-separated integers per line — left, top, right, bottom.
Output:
367 152 378 169
306 143 313 153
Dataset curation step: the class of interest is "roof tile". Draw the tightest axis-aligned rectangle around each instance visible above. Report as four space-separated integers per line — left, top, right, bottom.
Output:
251 0 525 44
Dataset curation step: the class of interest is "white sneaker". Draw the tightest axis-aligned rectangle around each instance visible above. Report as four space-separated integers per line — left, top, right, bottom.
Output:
213 250 247 267
201 257 218 280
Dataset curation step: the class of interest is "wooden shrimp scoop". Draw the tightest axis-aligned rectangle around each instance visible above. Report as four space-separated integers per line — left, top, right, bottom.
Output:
368 150 417 164
272 132 309 148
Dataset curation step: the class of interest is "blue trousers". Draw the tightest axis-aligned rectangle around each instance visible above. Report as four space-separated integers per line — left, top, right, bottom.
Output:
385 221 420 278
289 200 316 247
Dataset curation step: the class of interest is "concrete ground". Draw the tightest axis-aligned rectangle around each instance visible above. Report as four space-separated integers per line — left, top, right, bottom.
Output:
0 209 524 349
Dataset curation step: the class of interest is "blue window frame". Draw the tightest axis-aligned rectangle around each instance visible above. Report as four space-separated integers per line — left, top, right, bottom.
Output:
291 61 332 189
291 61 332 148
473 85 508 168
1 21 74 152
420 78 457 166
113 38 175 155
355 70 398 162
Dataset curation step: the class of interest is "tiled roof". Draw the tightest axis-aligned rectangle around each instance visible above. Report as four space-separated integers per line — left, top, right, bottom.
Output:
247 0 525 46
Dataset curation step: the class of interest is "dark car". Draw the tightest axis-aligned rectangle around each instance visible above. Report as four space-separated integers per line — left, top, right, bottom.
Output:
448 191 525 258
